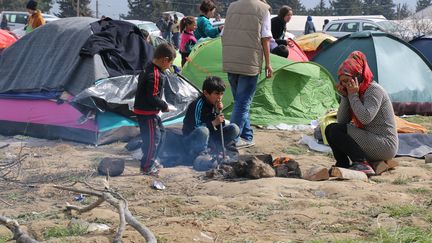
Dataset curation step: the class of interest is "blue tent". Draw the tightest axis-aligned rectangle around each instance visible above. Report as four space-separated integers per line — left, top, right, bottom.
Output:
409 35 432 65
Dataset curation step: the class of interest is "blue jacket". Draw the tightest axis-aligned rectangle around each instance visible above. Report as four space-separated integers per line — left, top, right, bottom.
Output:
194 15 220 40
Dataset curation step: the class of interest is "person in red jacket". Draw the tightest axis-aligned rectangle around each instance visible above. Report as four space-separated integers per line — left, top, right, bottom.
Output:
133 43 176 176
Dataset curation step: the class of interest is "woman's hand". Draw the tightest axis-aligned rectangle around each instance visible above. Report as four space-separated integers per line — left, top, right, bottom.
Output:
346 77 359 95
336 83 347 97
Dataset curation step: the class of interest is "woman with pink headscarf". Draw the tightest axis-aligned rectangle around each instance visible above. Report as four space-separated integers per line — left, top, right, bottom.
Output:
325 51 398 175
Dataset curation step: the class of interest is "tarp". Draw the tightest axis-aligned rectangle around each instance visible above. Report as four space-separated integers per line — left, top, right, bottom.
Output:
313 31 432 105
72 74 200 121
181 38 339 125
409 35 432 64
0 17 110 95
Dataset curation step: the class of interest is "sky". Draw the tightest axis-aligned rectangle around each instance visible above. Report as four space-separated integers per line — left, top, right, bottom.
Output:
52 0 418 19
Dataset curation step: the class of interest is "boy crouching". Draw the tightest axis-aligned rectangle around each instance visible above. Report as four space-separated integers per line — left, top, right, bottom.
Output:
133 43 176 176
182 76 240 171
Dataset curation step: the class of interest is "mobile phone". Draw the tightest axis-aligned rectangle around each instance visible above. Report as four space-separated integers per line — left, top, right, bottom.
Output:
355 74 364 83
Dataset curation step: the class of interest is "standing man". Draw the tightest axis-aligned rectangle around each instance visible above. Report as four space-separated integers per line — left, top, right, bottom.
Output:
25 0 45 34
222 0 272 148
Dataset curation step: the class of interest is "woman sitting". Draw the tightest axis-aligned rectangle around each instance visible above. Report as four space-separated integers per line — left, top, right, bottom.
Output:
325 51 398 175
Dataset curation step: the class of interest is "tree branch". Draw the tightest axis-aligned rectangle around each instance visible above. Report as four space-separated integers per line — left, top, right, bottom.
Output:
54 184 157 242
0 215 38 243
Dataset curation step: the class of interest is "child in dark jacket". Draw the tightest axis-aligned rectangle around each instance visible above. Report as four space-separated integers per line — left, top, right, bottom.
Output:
183 76 240 170
133 43 176 175
179 16 197 67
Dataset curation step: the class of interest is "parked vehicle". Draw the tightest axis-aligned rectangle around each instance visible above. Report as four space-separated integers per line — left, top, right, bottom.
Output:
0 11 58 31
124 20 161 37
0 11 28 30
323 18 400 38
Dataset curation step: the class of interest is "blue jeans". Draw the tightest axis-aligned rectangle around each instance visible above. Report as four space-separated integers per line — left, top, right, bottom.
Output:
184 124 239 157
228 73 258 142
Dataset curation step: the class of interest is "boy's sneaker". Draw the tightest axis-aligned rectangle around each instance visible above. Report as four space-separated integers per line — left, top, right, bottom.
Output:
235 138 255 149
350 161 375 176
141 162 162 177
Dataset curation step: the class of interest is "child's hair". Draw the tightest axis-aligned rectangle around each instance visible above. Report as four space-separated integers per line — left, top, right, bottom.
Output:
140 29 149 40
202 76 225 93
180 16 195 32
200 0 216 14
272 45 289 58
154 43 176 61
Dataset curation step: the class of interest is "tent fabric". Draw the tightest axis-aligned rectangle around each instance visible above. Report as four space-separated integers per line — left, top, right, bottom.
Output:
296 33 337 52
80 19 154 77
313 31 432 105
409 36 432 65
181 38 338 125
0 17 110 96
0 29 16 49
295 33 337 60
286 38 309 62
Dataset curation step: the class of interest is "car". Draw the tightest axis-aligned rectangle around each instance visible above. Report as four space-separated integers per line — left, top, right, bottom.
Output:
0 11 29 30
124 20 161 37
0 11 59 31
323 18 397 38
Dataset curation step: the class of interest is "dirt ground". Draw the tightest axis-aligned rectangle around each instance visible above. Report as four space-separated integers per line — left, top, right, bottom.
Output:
1 120 432 242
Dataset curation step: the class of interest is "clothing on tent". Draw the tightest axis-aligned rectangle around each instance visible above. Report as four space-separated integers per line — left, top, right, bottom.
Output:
80 19 154 77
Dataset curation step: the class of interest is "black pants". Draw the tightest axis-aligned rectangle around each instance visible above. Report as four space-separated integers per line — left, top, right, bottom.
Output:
181 52 190 67
137 115 165 171
325 123 367 168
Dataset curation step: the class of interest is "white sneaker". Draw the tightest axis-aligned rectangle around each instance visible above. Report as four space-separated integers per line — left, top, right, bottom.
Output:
235 139 255 149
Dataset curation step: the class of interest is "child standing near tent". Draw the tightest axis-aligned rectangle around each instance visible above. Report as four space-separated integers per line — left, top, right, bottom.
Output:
179 16 197 67
133 43 176 176
182 76 239 171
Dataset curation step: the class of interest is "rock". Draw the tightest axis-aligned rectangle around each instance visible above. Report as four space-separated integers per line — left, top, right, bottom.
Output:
425 154 432 164
97 158 125 177
87 223 110 233
238 156 275 179
274 160 302 178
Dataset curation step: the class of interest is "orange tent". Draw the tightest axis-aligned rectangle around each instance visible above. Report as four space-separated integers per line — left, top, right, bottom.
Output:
0 29 17 49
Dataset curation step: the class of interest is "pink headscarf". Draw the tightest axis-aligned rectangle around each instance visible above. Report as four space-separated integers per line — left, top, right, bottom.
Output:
337 51 374 128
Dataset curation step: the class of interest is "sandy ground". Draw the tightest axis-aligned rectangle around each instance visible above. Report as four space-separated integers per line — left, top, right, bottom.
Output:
0 124 432 242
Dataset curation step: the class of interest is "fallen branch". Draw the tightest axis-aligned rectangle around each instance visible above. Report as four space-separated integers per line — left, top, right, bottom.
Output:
0 197 12 206
53 184 156 243
0 215 39 243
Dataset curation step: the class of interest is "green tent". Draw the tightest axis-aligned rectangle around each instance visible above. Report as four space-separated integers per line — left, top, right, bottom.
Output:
181 38 338 125
313 31 432 103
